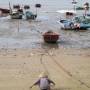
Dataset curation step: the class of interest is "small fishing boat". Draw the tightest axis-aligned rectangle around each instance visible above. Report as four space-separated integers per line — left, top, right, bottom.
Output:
0 8 10 17
0 8 10 14
60 15 90 30
76 7 84 10
24 4 41 20
10 9 23 19
24 5 37 20
43 31 59 43
10 5 23 19
24 10 37 20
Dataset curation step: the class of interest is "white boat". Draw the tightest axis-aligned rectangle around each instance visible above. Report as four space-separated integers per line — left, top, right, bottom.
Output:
10 9 23 19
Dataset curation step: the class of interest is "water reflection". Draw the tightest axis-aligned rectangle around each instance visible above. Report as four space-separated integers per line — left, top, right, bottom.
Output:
41 42 59 50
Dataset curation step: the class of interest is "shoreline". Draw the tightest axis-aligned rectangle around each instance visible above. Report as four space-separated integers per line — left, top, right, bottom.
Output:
0 47 90 57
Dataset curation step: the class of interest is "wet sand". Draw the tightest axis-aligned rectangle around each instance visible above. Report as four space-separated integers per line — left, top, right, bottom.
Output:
0 48 90 90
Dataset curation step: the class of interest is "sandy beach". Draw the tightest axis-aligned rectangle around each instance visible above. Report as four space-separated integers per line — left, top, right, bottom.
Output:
0 48 90 90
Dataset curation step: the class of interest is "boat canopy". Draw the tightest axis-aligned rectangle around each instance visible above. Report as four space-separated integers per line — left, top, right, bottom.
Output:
24 5 30 9
13 5 20 9
56 10 76 14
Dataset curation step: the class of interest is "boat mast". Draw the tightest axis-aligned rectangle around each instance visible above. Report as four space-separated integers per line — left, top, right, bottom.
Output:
9 2 12 14
72 0 77 10
35 4 41 16
84 2 89 16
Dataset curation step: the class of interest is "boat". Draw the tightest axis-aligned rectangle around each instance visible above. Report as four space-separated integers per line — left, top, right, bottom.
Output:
43 31 59 43
0 8 10 14
10 5 23 19
76 7 84 10
60 15 90 30
24 6 37 20
76 2 90 10
24 5 35 20
24 4 41 20
10 9 23 19
60 19 75 30
25 11 37 20
0 8 10 17
8 3 41 20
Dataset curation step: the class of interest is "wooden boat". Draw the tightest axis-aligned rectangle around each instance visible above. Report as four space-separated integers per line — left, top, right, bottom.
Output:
0 8 10 17
0 8 10 14
43 31 59 43
10 9 23 19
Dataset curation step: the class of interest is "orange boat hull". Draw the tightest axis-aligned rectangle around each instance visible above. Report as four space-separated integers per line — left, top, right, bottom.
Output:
43 32 59 43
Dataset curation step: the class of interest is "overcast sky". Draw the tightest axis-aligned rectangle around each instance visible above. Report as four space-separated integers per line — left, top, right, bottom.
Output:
0 0 90 8
0 0 90 4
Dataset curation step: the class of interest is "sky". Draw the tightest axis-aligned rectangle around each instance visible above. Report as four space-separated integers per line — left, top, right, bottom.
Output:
0 0 90 4
0 0 90 8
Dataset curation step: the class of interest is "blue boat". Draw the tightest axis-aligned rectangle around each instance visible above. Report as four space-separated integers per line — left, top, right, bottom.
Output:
24 4 41 20
60 16 90 30
25 11 37 20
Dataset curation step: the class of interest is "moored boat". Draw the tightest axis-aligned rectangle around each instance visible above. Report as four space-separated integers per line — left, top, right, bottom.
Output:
0 8 10 14
76 7 84 10
24 4 39 20
60 15 90 30
0 8 10 17
24 10 37 20
10 9 23 19
10 5 23 19
10 12 23 19
43 31 59 43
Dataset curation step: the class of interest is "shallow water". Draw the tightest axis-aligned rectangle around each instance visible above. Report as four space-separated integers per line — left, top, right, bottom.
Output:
0 0 90 49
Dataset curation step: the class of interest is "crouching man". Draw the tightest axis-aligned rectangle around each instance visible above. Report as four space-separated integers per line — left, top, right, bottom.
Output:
30 72 55 90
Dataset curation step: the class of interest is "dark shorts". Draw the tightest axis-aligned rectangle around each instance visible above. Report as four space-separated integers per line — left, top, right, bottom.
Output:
41 88 50 90
40 87 50 90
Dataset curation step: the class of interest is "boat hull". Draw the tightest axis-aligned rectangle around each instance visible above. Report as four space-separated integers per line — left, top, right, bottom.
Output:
26 14 37 20
43 32 59 43
10 14 22 19
25 11 37 20
61 27 88 30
